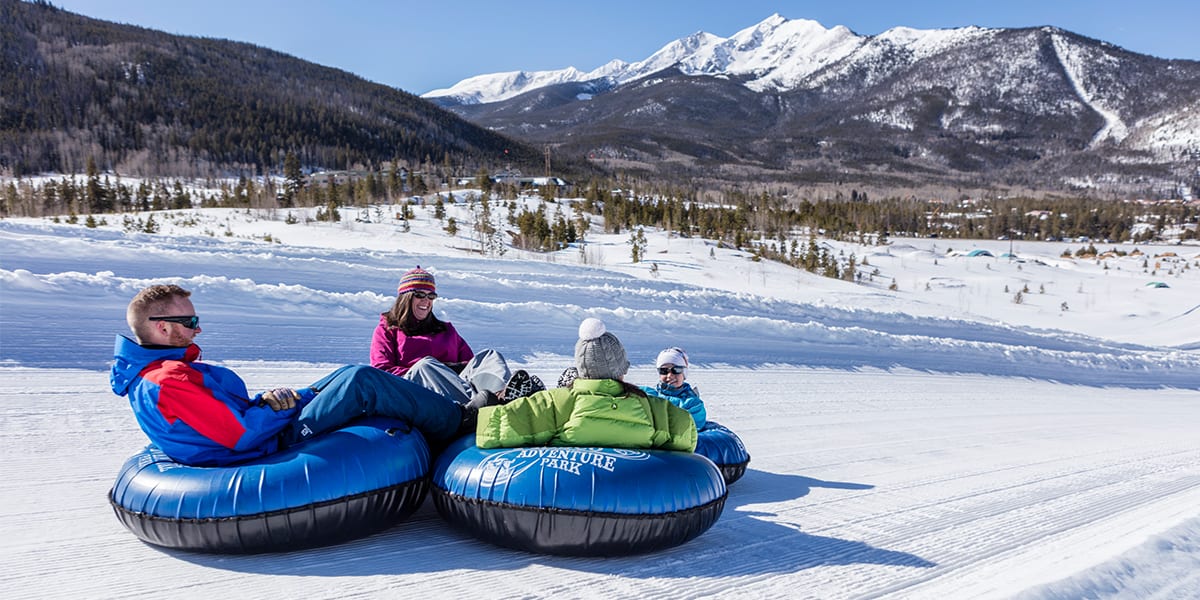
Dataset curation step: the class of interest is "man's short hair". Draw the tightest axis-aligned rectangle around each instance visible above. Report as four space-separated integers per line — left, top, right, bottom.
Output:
127 284 191 342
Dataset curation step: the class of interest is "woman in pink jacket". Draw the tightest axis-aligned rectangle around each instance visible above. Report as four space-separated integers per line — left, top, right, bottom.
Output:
371 266 537 405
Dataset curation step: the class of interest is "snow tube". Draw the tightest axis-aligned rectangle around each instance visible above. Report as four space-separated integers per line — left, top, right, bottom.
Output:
695 421 751 484
431 435 727 556
109 417 430 553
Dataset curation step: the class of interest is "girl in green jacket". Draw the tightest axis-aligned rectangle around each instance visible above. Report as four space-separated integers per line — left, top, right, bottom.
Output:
475 318 697 452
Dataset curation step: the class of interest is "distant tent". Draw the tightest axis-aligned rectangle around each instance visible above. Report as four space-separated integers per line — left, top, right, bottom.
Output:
966 249 994 257
1145 281 1170 288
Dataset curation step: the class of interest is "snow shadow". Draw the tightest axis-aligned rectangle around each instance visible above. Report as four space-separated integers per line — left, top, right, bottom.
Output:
164 470 934 578
725 468 875 508
164 512 936 579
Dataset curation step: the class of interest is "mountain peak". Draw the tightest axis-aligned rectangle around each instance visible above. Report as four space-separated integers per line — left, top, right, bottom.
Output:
761 13 788 27
422 14 866 102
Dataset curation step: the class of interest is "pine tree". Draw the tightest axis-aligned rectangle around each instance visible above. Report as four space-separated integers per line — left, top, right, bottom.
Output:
282 151 302 207
85 157 112 213
171 181 190 210
475 168 492 195
629 227 647 263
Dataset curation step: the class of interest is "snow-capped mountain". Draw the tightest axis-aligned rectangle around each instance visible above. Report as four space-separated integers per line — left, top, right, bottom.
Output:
421 15 1002 103
423 14 1200 198
423 14 870 103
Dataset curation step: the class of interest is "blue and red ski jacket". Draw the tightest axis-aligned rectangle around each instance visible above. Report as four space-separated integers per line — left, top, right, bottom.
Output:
110 335 314 466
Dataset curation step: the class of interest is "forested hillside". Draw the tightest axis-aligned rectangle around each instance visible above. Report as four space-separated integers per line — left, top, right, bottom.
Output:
0 0 545 177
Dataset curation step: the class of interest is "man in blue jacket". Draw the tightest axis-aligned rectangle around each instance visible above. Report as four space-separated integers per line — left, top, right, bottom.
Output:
110 284 473 466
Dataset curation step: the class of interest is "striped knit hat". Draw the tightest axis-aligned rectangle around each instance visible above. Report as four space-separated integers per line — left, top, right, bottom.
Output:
397 266 436 295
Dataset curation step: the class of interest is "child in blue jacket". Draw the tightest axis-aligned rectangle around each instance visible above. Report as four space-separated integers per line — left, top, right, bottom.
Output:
640 347 707 430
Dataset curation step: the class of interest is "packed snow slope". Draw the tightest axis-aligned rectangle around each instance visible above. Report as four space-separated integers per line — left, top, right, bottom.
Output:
1 197 1198 599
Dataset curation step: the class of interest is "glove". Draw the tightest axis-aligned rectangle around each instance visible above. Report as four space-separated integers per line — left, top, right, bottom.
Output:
466 389 500 410
456 405 479 437
260 387 299 411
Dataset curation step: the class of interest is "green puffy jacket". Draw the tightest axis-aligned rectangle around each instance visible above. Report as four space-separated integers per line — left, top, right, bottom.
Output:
476 378 697 452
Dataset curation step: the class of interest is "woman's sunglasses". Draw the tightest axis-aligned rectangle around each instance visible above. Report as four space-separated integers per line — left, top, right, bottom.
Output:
411 291 438 299
657 365 685 375
149 315 200 329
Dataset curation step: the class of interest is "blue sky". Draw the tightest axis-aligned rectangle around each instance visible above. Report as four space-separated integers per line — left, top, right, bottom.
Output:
52 0 1200 95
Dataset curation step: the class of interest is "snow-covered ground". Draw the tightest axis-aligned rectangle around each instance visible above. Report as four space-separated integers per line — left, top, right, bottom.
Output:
2 196 1198 599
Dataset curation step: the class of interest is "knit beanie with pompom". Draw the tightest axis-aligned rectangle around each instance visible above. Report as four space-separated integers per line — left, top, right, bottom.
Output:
397 266 436 295
574 318 629 380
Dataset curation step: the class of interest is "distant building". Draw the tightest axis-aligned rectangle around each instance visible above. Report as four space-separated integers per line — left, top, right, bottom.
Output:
455 171 571 191
307 170 361 187
492 170 569 189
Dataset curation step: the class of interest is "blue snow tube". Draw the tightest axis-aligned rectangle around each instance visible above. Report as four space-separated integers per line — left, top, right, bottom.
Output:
431 435 727 556
109 417 430 553
695 421 750 484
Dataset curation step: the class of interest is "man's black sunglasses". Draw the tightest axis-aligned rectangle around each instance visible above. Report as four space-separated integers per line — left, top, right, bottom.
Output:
657 365 685 375
149 315 200 329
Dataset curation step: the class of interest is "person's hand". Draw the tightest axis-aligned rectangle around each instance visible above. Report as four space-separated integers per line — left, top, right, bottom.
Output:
261 388 299 411
466 389 500 410
456 405 479 437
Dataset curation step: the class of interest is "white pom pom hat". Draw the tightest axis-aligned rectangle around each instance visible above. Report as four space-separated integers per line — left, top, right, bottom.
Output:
574 318 629 380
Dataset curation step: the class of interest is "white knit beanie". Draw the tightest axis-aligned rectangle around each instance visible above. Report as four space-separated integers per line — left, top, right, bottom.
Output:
574 318 629 380
656 347 689 373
